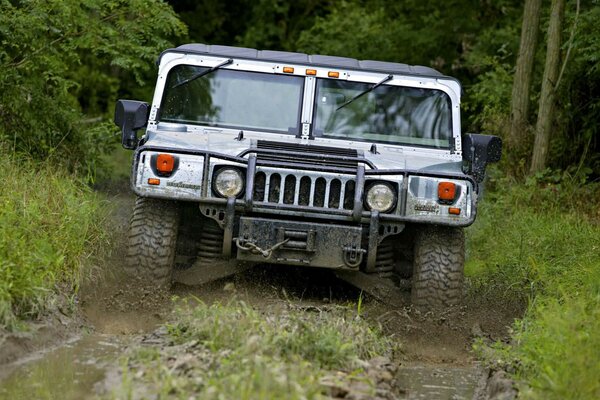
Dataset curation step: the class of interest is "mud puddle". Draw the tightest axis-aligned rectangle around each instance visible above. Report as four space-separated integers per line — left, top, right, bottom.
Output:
396 363 480 399
0 334 131 400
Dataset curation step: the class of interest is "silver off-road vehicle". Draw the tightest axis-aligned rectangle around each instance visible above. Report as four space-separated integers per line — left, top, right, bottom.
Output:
114 44 501 308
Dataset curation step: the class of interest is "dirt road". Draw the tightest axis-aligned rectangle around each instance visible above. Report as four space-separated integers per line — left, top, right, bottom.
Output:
0 185 521 399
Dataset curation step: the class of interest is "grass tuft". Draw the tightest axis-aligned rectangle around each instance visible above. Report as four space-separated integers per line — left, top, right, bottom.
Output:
0 152 108 328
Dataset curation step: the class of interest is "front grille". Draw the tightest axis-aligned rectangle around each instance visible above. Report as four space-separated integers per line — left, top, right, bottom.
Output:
256 140 360 169
253 168 356 210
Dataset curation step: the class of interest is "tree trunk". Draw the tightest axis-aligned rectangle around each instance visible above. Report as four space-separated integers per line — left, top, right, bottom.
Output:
509 0 542 150
530 0 565 174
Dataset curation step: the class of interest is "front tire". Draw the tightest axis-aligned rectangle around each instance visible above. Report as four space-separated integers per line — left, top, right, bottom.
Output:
411 226 465 308
125 196 180 286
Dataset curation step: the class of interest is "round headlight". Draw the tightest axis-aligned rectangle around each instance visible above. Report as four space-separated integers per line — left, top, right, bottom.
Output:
365 183 396 212
214 168 244 198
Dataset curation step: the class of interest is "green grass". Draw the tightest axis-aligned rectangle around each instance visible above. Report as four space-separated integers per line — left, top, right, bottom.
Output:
0 153 109 328
96 145 133 183
110 300 394 400
466 175 600 399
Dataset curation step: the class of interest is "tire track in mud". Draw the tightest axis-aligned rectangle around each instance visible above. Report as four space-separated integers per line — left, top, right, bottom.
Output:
0 185 521 399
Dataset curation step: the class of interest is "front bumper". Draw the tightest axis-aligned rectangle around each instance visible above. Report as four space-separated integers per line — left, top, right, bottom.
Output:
236 217 364 269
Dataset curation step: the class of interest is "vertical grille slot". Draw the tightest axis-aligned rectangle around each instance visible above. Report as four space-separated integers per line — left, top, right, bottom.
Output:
268 174 281 203
299 177 311 206
283 175 296 204
328 179 341 208
253 172 266 201
343 180 355 210
313 178 326 207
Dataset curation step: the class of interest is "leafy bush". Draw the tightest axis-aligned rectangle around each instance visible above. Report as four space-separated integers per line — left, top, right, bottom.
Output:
0 0 185 173
0 153 109 328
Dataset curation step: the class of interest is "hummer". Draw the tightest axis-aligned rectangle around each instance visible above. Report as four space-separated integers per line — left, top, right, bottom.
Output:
114 44 501 308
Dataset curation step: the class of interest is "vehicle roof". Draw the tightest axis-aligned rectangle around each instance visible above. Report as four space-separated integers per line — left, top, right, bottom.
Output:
161 43 451 81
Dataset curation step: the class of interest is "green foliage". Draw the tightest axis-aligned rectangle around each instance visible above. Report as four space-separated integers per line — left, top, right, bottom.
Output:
550 1 600 175
461 16 521 136
0 0 186 173
237 0 329 51
297 4 398 61
0 152 109 328
297 0 486 68
515 296 600 400
171 0 329 52
463 59 514 136
110 300 393 399
466 179 600 398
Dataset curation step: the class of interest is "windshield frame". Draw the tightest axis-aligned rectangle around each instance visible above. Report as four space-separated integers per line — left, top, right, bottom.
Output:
150 53 463 157
157 61 305 136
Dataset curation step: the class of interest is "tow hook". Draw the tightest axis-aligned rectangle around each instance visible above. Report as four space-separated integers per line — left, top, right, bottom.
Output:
235 237 289 259
342 245 366 268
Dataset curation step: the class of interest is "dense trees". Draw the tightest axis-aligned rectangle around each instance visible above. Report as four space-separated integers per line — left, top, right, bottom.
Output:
0 0 185 172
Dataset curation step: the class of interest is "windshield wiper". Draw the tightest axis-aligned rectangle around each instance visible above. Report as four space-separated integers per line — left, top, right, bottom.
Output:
336 74 393 111
171 58 234 89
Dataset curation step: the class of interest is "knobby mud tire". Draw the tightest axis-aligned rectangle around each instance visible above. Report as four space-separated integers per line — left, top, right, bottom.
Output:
125 196 180 286
411 226 465 308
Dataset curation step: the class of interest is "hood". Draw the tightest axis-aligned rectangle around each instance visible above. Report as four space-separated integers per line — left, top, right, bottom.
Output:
144 127 464 174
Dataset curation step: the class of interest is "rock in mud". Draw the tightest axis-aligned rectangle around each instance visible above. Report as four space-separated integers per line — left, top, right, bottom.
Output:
486 370 517 400
474 369 517 400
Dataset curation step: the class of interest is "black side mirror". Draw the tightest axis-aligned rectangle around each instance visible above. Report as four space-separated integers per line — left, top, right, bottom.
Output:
462 134 502 182
114 100 150 149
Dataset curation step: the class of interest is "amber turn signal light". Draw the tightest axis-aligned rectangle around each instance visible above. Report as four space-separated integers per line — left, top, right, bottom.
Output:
448 207 461 215
157 154 175 174
438 181 456 201
148 178 160 185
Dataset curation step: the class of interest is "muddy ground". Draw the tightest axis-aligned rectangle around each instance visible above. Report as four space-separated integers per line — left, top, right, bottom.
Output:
0 182 522 399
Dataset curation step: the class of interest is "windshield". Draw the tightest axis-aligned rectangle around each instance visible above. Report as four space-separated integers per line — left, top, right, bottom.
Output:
160 65 304 134
313 79 452 148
